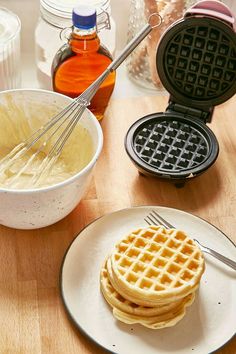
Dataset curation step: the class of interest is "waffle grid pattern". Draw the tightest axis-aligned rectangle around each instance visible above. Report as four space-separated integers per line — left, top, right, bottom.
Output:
112 226 204 295
165 24 236 99
100 226 205 328
101 266 141 309
134 120 208 171
100 264 185 317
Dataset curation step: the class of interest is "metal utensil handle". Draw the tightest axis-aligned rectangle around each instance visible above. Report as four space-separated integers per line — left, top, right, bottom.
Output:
108 13 162 72
198 242 236 271
108 23 151 71
76 13 162 104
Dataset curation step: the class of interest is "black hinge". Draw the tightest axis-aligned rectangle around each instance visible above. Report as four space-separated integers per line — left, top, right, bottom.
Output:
166 101 214 123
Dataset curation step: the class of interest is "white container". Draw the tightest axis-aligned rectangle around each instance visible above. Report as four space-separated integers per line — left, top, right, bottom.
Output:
0 7 21 90
0 89 103 229
35 0 116 90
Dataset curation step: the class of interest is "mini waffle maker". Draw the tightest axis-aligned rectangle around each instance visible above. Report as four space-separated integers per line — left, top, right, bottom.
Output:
125 0 236 181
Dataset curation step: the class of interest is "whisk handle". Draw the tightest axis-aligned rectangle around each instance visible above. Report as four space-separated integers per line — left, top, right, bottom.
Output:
107 13 162 72
108 23 152 71
76 14 162 104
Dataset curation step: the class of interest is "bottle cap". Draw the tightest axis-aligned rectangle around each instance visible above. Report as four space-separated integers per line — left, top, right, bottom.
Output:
72 6 96 29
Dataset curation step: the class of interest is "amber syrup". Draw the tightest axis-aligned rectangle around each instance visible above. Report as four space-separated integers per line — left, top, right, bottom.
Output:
52 8 116 121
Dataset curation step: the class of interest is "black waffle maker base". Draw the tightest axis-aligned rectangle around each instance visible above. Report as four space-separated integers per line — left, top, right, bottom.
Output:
125 0 236 184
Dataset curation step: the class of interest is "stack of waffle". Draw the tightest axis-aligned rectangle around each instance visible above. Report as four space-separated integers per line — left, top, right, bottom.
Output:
100 225 205 329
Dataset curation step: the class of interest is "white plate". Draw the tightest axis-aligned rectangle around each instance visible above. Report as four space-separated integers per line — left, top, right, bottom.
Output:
60 206 236 354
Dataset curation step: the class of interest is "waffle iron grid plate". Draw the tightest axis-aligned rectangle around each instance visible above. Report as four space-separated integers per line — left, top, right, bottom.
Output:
157 17 236 106
126 113 218 179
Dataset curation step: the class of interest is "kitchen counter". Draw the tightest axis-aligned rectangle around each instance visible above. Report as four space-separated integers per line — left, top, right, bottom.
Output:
0 93 235 353
0 0 236 352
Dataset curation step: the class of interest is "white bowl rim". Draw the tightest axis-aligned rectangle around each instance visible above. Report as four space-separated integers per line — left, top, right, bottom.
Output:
0 88 103 194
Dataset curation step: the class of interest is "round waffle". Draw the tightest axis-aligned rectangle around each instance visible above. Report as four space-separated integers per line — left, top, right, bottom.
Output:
106 255 198 308
112 292 195 330
110 225 205 306
100 258 187 317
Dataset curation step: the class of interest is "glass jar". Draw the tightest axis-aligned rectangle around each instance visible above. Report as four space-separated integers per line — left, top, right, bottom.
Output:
126 0 197 91
0 7 21 90
35 0 116 90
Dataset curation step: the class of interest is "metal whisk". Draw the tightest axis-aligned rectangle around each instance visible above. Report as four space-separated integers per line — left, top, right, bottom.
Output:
0 14 161 187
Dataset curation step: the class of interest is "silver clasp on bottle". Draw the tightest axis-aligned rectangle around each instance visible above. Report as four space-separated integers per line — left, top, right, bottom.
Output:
96 8 111 32
60 27 72 42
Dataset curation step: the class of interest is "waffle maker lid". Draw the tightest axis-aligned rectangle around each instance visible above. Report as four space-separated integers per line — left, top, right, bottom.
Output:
125 1 236 182
156 0 236 114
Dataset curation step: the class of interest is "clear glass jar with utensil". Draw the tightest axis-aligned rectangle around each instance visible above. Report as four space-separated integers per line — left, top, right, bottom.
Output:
126 0 198 91
35 0 116 90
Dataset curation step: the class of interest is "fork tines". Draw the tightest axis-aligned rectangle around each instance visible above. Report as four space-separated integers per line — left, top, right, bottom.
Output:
144 210 174 229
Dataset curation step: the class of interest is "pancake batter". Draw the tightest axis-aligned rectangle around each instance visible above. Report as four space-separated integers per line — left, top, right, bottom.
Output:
0 94 94 189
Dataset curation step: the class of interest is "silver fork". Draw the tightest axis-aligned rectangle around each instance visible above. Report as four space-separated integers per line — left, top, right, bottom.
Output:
144 210 236 271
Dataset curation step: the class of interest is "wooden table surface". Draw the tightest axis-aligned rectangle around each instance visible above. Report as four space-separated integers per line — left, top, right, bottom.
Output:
0 94 235 353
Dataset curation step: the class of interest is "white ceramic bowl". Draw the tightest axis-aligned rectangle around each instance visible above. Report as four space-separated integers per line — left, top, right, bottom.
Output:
0 89 103 229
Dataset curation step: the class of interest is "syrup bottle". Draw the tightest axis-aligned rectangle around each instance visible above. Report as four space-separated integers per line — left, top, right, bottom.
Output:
52 6 116 121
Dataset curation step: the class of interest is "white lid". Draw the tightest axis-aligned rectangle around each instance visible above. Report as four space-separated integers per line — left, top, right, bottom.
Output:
41 0 110 19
